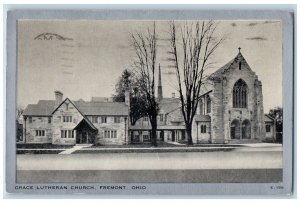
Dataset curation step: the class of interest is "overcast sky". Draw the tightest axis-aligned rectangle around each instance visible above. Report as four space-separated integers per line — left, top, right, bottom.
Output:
17 20 282 112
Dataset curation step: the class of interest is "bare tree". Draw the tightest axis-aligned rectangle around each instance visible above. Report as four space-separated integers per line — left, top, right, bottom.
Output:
169 21 225 145
131 22 159 147
16 106 24 120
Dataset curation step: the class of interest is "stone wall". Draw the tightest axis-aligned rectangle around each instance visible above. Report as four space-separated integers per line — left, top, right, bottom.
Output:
209 54 266 143
210 77 224 143
93 116 129 145
52 99 84 145
254 80 267 141
23 116 52 143
192 121 211 143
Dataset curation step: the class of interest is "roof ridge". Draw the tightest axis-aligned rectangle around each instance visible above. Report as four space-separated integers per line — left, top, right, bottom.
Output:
209 52 243 78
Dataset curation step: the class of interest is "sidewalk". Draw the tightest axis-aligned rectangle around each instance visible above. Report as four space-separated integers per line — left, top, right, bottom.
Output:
165 141 186 146
16 143 282 154
17 149 283 170
59 144 93 155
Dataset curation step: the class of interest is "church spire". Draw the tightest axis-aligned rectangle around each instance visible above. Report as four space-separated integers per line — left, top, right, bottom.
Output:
157 64 163 101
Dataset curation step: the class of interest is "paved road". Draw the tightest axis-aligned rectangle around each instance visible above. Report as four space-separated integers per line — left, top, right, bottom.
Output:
16 146 282 183
17 147 282 170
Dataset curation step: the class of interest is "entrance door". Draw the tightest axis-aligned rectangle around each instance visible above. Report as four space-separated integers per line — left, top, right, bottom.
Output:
172 131 175 141
242 120 251 139
76 131 91 144
181 130 186 140
230 119 240 139
160 131 164 141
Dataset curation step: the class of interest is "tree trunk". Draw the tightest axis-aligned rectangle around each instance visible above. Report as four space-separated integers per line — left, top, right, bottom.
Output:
186 124 193 145
150 115 158 147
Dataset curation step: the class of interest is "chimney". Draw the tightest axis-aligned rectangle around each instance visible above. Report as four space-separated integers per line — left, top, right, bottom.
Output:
172 92 175 98
54 91 63 106
125 89 130 106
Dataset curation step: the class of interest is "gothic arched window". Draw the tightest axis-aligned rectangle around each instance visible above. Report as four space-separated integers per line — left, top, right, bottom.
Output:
206 95 211 113
233 79 248 108
199 99 204 115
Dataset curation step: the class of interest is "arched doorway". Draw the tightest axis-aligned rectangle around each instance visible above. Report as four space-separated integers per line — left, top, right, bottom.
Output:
242 119 251 139
230 119 241 139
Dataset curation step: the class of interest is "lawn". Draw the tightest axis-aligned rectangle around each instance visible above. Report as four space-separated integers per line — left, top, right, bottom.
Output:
90 142 183 148
16 143 73 149
90 143 244 148
17 150 64 154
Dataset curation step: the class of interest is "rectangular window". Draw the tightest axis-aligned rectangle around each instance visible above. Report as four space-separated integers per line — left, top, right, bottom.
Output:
143 117 148 121
266 125 271 132
101 116 107 123
35 130 45 136
63 116 72 122
68 130 72 138
159 114 164 122
114 117 120 123
143 134 149 140
29 117 32 123
48 117 51 123
201 125 207 133
104 130 117 138
92 116 98 123
61 130 74 138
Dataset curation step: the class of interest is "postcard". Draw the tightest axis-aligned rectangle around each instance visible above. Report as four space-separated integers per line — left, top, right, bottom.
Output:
5 9 294 196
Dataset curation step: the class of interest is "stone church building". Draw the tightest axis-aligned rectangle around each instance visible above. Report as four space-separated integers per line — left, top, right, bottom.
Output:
21 49 275 145
193 50 268 143
130 50 275 144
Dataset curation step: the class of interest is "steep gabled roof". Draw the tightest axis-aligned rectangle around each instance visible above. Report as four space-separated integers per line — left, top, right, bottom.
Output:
209 52 253 79
51 98 98 130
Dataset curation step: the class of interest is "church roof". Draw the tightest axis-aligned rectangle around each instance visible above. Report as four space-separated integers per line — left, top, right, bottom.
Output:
158 98 181 114
194 115 211 122
209 52 252 79
23 99 129 116
23 100 56 116
74 101 129 116
158 98 184 122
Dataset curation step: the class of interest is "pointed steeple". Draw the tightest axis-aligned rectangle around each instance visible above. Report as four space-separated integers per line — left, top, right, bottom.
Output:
157 64 163 100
